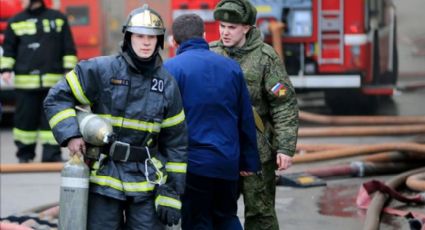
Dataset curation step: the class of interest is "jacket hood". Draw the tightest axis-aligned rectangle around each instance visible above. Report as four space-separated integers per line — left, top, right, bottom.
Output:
219 27 263 58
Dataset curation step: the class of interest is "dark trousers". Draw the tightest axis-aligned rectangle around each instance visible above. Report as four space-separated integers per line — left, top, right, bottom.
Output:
181 172 242 230
87 193 165 230
14 90 61 161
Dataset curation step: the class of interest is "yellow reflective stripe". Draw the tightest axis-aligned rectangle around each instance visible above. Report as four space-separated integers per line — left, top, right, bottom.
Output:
155 195 182 210
42 19 50 32
14 75 40 89
49 108 76 128
42 74 63 87
55 19 64 32
10 21 36 35
0 56 15 69
13 128 37 145
63 55 78 69
90 172 156 192
100 114 161 133
161 110 185 128
65 70 91 105
39 130 57 145
165 162 187 173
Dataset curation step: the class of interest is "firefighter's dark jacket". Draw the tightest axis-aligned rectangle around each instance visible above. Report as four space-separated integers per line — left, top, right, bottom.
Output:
0 6 77 89
44 53 188 200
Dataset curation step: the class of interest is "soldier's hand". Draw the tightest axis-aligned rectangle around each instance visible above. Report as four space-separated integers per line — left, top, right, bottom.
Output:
276 153 292 171
1 72 13 85
240 171 254 176
67 138 86 157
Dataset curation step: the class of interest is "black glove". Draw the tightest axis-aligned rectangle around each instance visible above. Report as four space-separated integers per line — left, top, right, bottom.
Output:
155 185 181 226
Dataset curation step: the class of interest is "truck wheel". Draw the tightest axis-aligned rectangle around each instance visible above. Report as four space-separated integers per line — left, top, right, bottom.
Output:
325 89 379 115
388 20 399 85
372 30 381 84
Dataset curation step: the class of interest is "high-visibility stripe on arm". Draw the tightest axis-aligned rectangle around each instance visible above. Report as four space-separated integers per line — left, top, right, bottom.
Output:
49 108 76 129
0 56 15 69
161 110 185 128
65 70 91 105
63 55 78 69
155 195 182 210
166 162 187 173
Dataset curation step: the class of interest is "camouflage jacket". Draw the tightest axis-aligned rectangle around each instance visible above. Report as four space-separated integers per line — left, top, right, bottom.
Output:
210 28 298 163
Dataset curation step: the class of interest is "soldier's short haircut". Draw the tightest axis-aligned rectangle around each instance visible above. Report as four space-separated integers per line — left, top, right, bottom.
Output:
172 14 204 45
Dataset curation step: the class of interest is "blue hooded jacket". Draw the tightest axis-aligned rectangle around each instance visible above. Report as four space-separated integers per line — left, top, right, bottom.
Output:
164 38 260 180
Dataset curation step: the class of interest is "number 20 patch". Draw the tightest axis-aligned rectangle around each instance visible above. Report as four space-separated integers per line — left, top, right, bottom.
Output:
151 78 164 93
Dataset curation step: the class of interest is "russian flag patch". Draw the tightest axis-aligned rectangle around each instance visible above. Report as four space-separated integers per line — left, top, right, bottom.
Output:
271 82 287 96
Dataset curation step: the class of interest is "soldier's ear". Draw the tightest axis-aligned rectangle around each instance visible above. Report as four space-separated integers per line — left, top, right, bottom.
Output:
203 32 206 39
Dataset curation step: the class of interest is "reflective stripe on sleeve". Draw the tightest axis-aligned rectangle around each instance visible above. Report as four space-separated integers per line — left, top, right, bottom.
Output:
65 70 91 105
161 110 185 128
0 56 15 69
49 108 76 128
155 195 182 210
63 55 78 69
165 162 187 173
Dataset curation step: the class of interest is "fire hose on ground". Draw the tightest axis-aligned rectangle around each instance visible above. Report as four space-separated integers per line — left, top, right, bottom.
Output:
299 111 425 125
293 142 425 163
361 167 425 230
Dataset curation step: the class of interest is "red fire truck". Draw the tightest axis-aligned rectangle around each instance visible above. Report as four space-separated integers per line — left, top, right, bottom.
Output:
171 0 398 113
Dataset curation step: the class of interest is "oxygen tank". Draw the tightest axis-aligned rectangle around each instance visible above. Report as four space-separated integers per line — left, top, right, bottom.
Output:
76 110 114 159
59 155 90 230
76 110 113 146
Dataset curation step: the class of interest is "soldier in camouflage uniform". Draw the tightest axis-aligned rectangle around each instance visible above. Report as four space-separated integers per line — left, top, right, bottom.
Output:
210 0 299 229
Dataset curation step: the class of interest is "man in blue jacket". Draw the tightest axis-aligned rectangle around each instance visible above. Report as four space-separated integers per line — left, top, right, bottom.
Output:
164 13 260 230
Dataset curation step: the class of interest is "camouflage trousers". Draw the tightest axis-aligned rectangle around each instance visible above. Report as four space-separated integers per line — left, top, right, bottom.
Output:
241 160 279 230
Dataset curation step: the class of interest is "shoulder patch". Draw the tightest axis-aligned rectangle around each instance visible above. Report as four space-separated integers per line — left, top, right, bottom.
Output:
270 82 287 97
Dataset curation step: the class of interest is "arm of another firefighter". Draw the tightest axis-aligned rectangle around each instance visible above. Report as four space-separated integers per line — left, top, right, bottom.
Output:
60 13 78 71
0 20 18 84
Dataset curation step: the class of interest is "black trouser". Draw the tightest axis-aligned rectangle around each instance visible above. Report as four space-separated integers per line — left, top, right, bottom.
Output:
14 90 61 162
87 193 165 230
181 172 243 230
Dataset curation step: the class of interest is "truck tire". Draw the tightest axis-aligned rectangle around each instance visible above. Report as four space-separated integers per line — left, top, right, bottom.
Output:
325 89 378 115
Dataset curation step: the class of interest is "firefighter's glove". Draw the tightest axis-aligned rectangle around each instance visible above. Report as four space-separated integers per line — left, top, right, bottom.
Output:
155 185 181 226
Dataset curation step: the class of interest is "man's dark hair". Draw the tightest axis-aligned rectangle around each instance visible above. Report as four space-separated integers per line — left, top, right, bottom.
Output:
172 14 205 44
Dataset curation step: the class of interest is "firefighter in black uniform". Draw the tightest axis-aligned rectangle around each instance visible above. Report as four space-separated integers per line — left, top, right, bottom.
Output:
44 4 188 229
0 0 77 163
